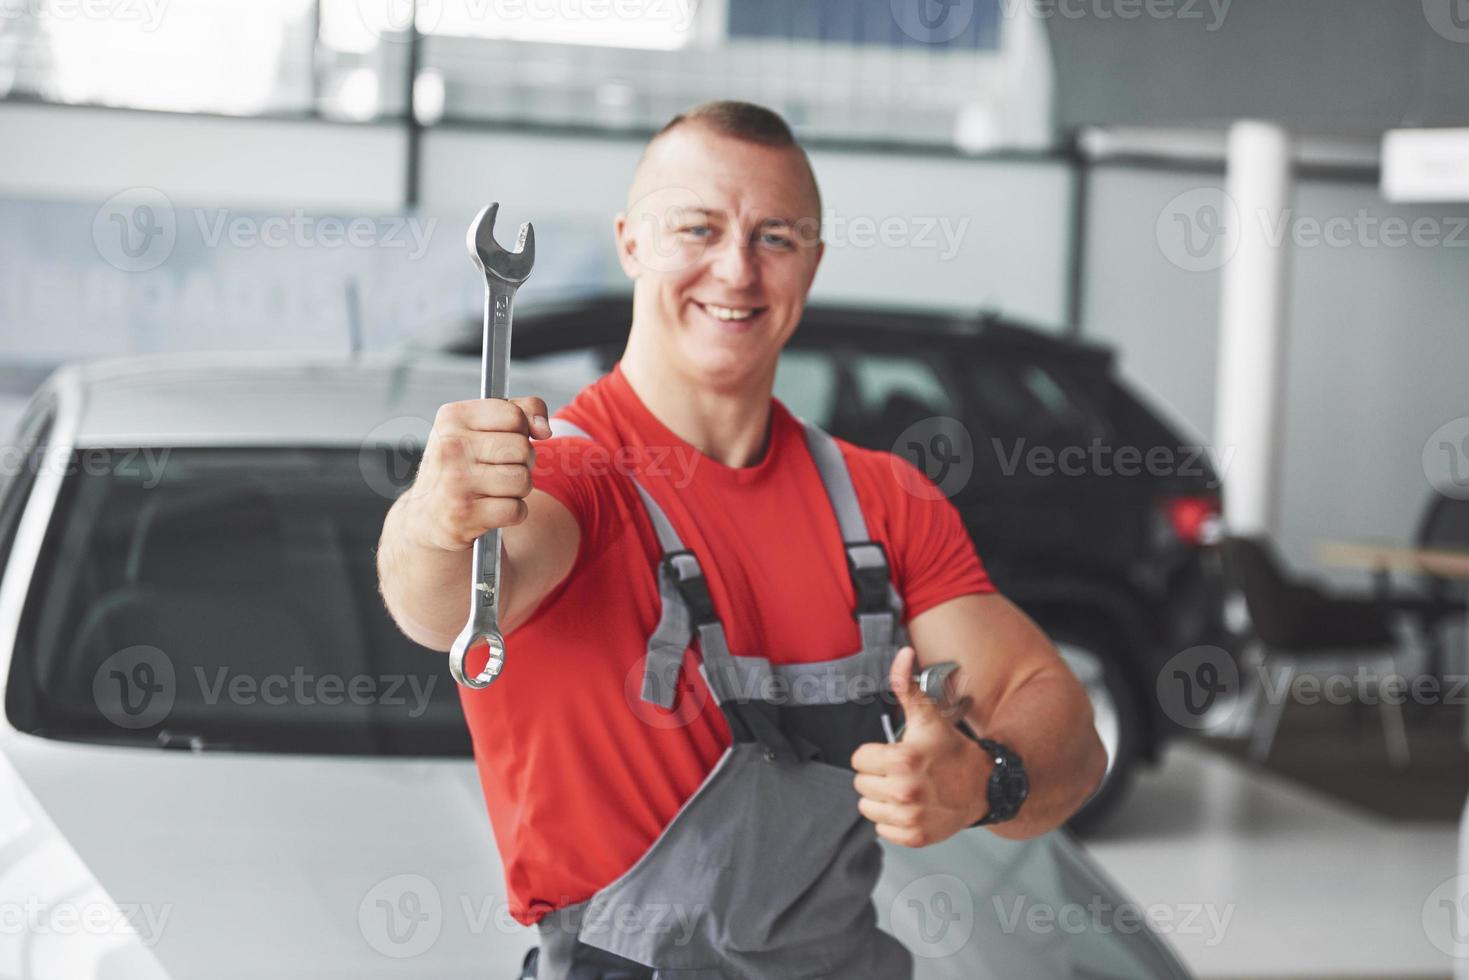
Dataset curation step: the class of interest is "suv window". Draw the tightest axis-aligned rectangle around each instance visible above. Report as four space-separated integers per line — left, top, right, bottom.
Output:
971 356 1111 451
773 348 840 426
7 447 471 757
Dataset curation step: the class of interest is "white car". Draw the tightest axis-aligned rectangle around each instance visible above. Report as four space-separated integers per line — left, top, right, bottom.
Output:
0 351 1191 979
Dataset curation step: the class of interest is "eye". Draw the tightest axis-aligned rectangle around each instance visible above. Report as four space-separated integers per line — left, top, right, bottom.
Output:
679 224 712 239
759 230 794 250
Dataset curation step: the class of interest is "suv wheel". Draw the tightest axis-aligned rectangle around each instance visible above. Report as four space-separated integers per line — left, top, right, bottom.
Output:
1049 626 1143 835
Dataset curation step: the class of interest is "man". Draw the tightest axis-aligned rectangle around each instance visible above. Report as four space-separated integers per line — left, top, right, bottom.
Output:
377 101 1106 979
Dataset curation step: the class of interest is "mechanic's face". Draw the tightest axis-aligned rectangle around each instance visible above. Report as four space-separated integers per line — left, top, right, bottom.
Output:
616 125 824 393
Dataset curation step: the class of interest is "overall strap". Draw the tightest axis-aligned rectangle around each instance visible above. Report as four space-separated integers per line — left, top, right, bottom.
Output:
798 421 908 653
547 417 744 710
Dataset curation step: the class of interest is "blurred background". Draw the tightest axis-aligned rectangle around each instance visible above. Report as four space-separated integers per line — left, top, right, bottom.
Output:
1 1 1469 978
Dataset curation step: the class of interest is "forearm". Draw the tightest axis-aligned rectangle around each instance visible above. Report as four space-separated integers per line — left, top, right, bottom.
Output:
376 494 474 652
969 669 1106 839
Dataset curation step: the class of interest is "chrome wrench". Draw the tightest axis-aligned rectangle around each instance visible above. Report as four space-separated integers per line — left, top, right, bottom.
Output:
449 202 535 689
888 661 974 741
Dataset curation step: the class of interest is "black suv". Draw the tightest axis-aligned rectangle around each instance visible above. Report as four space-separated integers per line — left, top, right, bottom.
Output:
443 295 1234 830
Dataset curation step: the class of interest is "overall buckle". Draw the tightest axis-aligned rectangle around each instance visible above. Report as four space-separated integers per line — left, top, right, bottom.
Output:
845 540 892 616
660 550 718 626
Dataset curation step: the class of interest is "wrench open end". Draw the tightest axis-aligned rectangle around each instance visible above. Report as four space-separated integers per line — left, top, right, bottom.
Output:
449 626 506 690
466 202 535 285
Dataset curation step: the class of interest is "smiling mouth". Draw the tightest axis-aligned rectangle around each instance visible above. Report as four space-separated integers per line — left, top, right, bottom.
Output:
694 301 768 324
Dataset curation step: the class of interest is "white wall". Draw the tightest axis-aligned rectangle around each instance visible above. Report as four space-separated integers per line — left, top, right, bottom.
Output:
422 126 1074 326
0 103 406 211
1081 163 1469 583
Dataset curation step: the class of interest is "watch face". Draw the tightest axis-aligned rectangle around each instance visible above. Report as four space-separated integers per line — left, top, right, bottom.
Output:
979 739 1028 824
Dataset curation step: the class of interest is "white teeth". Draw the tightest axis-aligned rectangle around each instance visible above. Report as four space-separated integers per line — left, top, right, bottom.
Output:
703 304 755 321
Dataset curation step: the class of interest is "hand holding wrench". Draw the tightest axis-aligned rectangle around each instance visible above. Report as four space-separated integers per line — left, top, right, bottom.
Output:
449 203 535 690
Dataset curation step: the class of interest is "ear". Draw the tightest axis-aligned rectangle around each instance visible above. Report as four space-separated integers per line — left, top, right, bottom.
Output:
613 211 641 281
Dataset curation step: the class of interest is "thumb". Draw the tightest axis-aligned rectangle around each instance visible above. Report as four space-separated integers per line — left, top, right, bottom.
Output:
890 645 944 738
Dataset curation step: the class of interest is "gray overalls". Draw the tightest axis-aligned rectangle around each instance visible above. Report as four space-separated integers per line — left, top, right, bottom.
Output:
527 417 915 980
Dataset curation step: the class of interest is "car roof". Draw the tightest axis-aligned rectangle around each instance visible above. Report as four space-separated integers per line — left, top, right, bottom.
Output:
36 350 592 449
425 294 1116 368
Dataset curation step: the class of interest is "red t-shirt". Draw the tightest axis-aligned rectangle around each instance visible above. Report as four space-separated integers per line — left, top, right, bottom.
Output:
459 362 994 925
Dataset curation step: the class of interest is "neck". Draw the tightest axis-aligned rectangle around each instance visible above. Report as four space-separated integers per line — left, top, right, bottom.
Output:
619 333 775 469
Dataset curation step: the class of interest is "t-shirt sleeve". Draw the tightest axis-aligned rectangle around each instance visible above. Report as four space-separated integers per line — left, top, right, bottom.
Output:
528 434 603 552
877 452 996 624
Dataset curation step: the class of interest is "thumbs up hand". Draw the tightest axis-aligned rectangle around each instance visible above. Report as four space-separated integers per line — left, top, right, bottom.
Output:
851 646 992 847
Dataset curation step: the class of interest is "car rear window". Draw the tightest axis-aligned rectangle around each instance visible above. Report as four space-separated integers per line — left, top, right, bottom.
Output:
6 447 472 757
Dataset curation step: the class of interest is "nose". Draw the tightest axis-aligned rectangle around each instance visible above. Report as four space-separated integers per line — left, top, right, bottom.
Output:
709 233 758 291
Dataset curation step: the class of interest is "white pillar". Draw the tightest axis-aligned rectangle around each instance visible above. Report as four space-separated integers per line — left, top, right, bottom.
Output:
1214 120 1293 538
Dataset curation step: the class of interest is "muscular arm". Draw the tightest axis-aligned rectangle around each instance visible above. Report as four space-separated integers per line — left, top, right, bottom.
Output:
374 396 582 653
376 488 581 652
907 593 1107 839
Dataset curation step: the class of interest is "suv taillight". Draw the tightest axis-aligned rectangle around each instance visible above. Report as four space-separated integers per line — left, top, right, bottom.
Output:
1161 496 1223 546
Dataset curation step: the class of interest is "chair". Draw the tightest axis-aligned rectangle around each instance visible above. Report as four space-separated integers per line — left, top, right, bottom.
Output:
1375 495 1469 683
1223 535 1410 766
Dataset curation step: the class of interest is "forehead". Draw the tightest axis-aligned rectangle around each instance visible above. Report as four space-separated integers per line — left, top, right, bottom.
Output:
629 126 819 223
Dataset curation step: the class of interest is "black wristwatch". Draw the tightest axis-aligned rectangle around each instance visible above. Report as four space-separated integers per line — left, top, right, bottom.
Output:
970 737 1029 827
